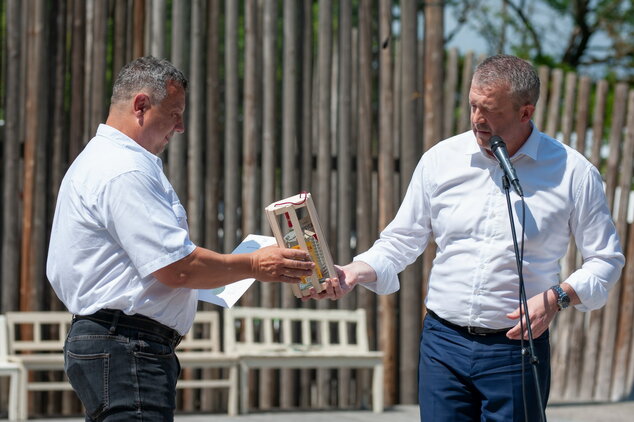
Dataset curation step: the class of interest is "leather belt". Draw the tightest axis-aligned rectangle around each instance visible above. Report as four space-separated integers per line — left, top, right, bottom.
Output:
427 309 510 336
73 308 182 346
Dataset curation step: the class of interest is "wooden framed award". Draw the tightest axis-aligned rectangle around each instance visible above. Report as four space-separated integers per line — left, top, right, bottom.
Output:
265 192 336 298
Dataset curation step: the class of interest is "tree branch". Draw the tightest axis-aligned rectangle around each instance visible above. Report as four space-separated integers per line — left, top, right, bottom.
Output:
502 0 543 56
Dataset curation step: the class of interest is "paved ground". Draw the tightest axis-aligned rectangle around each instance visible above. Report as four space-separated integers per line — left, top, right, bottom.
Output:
5 400 633 421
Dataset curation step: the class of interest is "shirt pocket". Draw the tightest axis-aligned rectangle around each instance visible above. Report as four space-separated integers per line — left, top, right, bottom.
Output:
171 202 189 231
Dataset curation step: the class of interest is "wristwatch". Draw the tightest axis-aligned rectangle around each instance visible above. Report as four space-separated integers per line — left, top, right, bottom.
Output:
551 284 570 311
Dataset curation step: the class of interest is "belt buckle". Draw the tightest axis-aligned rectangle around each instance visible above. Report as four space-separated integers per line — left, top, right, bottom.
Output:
467 326 486 336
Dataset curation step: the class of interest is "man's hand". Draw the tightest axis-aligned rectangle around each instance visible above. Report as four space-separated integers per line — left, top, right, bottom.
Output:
299 265 353 302
506 283 580 340
301 261 377 302
250 246 314 283
506 289 558 340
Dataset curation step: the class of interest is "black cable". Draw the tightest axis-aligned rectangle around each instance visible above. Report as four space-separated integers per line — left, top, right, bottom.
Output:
502 175 547 422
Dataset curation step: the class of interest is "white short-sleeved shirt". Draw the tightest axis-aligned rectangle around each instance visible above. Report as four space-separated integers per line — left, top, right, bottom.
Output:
47 124 197 334
355 126 624 329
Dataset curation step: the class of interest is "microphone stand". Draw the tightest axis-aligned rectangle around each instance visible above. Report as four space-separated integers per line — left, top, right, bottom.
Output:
502 175 547 422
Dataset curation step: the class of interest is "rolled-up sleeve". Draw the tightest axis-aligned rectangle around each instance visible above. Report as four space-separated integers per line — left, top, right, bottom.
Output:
565 166 625 311
353 158 433 295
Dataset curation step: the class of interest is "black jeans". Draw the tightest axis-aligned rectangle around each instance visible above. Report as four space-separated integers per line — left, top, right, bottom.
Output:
64 312 181 421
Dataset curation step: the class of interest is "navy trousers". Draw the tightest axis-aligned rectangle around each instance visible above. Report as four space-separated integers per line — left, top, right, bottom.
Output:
419 313 550 422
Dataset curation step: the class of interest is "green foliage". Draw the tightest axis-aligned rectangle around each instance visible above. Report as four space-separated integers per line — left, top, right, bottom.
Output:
447 0 634 82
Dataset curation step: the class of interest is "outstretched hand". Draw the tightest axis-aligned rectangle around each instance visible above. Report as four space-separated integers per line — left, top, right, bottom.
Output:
250 246 314 283
301 265 358 302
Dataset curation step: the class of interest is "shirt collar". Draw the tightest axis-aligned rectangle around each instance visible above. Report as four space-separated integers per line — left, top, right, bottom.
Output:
466 122 541 162
96 124 163 167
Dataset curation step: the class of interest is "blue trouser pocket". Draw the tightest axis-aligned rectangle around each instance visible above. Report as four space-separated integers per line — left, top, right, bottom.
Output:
65 349 110 418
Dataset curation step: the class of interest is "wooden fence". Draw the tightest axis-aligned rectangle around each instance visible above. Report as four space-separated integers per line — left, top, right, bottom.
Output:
0 0 632 417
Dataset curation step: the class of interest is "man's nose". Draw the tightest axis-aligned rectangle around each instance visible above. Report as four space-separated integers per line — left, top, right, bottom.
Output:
471 108 485 125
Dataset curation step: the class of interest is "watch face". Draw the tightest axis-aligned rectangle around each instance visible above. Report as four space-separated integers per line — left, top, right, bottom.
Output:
561 295 570 307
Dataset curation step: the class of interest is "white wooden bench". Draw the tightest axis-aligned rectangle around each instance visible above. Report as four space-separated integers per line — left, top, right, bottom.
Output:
3 310 237 418
223 307 384 414
175 311 238 415
0 315 27 421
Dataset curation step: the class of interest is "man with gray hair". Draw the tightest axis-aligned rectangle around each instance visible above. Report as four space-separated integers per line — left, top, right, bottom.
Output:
308 54 624 420
47 56 314 421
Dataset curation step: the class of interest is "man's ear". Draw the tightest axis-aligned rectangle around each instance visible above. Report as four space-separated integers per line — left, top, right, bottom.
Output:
133 93 151 118
519 104 535 123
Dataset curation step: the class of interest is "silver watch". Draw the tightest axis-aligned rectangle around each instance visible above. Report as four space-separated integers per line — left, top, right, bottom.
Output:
551 284 570 311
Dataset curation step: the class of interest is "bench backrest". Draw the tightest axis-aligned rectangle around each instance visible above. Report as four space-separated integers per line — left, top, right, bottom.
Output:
0 315 9 359
5 311 72 354
5 311 222 354
176 311 221 352
223 307 370 354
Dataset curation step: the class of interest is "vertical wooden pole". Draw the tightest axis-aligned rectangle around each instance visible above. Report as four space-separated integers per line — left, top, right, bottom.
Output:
300 0 313 194
337 0 353 408
2 0 22 313
378 0 396 407
187 0 205 245
260 0 277 409
595 82 628 401
443 48 458 138
133 0 145 58
398 0 421 405
223 0 239 253
579 79 609 400
609 90 634 401
205 0 221 252
21 0 48 312
168 0 189 202
423 0 443 151
533 66 550 131
150 0 165 57
241 0 259 308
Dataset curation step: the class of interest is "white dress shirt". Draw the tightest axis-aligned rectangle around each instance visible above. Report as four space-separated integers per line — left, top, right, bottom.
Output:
47 124 197 335
355 126 625 329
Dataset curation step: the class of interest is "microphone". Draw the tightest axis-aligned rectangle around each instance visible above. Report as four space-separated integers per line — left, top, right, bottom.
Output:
488 135 524 197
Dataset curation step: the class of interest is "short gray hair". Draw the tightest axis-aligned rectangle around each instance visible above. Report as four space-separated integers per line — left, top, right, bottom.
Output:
110 56 188 105
473 54 540 107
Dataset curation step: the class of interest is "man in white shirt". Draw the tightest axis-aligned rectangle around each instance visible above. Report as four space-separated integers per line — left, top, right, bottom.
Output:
307 55 624 421
47 56 314 421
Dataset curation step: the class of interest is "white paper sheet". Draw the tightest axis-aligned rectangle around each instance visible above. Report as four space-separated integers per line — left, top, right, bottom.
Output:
197 234 277 308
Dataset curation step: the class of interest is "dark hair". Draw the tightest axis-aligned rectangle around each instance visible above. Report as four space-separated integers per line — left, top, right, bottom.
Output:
110 56 188 105
473 54 540 107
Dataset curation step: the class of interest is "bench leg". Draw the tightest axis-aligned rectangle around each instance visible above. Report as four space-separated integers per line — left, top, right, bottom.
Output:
3 365 28 421
239 362 249 414
227 365 238 416
372 364 384 413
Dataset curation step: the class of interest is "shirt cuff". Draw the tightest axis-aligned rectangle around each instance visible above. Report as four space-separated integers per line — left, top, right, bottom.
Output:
353 252 400 295
564 268 610 312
